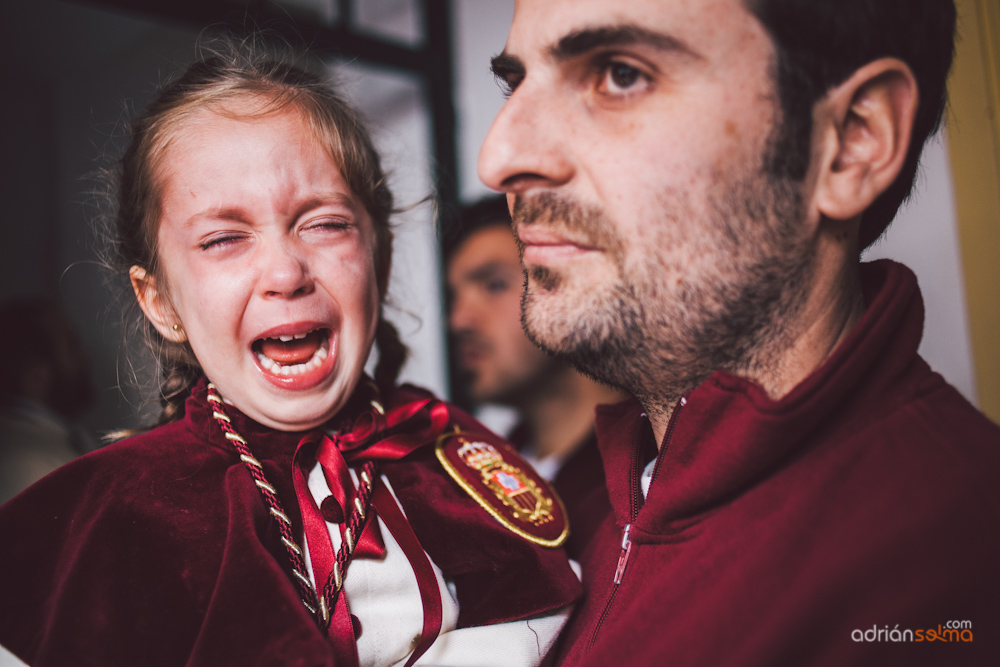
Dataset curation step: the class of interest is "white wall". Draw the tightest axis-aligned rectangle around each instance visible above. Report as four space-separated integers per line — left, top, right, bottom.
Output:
863 133 978 404
453 0 515 201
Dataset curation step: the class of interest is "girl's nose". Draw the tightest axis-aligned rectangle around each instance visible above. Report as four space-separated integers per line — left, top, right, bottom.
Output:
259 242 315 299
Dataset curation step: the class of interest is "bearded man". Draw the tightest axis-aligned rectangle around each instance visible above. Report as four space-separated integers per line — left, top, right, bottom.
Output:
478 0 1000 664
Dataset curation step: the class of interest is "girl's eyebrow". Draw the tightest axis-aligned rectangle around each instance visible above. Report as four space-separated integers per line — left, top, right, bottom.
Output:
292 193 363 221
184 207 250 227
183 193 358 228
297 192 358 211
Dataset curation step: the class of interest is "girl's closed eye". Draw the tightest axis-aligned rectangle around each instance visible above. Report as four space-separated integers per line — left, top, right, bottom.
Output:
302 216 353 233
199 232 249 251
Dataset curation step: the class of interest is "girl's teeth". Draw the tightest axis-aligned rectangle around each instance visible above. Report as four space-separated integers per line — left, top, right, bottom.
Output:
257 353 276 370
257 339 328 377
275 332 309 342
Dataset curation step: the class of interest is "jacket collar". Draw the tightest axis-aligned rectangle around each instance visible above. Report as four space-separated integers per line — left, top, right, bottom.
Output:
596 260 927 535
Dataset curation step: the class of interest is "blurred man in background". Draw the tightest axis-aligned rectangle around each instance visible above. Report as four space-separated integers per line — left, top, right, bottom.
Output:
447 197 624 558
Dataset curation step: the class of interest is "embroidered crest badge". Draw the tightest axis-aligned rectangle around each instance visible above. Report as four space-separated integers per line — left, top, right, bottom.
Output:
436 433 569 547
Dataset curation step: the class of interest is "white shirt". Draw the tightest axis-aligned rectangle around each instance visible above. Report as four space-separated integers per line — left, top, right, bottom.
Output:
641 458 657 500
304 463 572 666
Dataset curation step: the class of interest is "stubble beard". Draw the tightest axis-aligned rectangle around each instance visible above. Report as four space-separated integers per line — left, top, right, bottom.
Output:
514 146 814 408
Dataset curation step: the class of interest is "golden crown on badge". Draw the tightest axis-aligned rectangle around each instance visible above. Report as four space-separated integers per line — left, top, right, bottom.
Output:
457 440 555 526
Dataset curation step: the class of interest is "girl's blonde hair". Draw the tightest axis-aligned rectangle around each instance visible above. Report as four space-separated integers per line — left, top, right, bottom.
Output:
111 37 406 427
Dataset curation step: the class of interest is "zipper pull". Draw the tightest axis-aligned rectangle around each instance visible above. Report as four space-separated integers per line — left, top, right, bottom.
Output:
613 524 632 585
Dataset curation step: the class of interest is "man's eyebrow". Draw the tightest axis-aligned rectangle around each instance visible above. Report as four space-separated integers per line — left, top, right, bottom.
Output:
467 262 515 284
469 260 521 278
490 52 525 81
551 24 696 61
466 260 521 281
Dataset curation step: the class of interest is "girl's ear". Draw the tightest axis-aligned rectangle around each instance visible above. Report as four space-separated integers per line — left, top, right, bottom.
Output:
811 57 918 222
129 266 187 343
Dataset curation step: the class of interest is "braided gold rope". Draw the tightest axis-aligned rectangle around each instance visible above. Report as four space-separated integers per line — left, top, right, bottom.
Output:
206 385 320 619
206 383 380 631
322 459 378 611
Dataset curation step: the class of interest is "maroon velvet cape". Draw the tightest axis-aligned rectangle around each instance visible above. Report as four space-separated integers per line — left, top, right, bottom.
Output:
556 261 1000 666
0 381 580 666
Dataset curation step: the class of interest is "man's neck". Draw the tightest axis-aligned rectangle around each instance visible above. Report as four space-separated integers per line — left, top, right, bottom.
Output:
643 237 866 446
518 369 625 461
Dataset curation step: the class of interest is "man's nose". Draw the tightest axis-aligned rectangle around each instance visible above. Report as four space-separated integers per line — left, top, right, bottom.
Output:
258 241 315 299
478 82 574 196
448 289 477 333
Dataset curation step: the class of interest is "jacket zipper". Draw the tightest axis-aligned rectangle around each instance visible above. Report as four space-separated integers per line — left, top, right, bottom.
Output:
650 396 686 486
587 396 687 652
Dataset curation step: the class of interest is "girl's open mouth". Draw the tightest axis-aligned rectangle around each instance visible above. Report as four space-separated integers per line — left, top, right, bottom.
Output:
252 328 335 387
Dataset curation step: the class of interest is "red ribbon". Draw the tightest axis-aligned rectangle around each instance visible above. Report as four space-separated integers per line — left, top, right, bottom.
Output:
314 442 385 559
373 483 443 667
291 396 451 666
327 397 451 462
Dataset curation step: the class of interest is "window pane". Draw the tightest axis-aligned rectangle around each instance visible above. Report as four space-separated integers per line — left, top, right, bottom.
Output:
351 0 424 47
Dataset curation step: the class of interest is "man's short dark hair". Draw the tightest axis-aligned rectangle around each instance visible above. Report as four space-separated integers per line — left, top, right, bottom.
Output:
747 0 956 248
443 195 512 262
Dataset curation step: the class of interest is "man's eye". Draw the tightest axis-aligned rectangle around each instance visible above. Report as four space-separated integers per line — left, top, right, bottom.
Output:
610 63 640 88
485 279 510 294
598 60 648 96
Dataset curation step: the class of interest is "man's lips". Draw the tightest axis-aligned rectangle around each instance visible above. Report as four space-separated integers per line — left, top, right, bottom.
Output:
516 225 599 264
453 336 491 369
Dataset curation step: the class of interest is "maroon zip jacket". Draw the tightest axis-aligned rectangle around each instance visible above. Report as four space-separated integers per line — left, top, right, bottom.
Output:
0 380 580 667
556 260 1000 666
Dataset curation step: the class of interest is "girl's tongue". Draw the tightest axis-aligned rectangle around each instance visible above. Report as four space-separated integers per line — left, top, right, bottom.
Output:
258 330 324 365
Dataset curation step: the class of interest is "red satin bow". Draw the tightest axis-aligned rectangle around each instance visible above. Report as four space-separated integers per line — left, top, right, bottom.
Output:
291 396 451 666
322 397 451 462
312 397 449 558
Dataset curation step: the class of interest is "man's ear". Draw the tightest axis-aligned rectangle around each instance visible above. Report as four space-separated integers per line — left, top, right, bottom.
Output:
811 58 918 222
129 266 187 343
